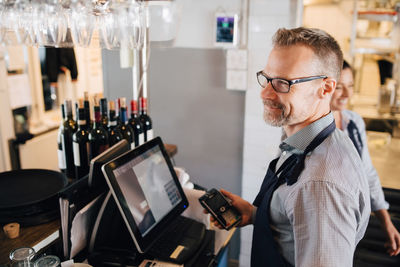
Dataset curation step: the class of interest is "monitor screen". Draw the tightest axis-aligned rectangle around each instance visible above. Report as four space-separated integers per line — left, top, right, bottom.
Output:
101 137 188 253
216 16 235 43
112 145 182 236
214 13 239 47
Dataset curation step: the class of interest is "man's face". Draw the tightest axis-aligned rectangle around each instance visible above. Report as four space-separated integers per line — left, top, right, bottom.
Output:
260 45 324 127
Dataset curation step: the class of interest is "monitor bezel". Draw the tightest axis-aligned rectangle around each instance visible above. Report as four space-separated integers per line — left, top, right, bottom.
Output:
101 136 189 254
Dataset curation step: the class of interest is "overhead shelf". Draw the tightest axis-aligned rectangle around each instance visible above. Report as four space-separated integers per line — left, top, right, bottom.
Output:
354 38 399 54
358 10 398 22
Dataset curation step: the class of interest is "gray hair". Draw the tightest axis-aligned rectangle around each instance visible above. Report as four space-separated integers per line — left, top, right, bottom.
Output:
272 27 343 81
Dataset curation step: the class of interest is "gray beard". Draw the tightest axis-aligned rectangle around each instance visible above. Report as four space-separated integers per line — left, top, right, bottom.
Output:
262 100 289 127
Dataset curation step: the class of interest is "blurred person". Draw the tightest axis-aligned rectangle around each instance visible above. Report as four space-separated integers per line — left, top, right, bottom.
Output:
331 60 400 256
207 27 371 267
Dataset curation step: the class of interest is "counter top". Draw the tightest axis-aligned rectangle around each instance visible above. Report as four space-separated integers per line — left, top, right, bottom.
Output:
0 220 60 265
368 132 400 190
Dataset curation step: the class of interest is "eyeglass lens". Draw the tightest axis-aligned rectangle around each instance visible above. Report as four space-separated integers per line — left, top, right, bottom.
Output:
257 73 289 93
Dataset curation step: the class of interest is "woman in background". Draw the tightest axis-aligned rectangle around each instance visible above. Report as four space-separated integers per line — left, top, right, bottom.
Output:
331 60 400 256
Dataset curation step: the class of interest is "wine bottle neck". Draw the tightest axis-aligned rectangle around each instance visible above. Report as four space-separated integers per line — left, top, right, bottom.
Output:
60 104 65 120
77 109 86 128
94 107 101 125
100 99 108 116
120 107 127 123
140 97 147 115
131 100 138 117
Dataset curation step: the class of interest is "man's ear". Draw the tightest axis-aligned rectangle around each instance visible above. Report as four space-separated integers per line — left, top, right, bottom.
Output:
319 78 336 98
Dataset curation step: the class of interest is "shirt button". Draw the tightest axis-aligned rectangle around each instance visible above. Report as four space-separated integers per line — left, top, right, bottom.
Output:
282 151 287 156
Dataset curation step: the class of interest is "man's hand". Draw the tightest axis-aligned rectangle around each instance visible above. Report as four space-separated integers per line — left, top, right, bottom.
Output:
203 189 254 229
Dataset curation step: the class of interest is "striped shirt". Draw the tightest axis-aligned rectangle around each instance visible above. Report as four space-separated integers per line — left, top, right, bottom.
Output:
269 112 371 266
341 109 389 211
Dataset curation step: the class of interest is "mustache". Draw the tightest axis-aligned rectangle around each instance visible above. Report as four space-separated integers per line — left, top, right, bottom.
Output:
263 99 284 109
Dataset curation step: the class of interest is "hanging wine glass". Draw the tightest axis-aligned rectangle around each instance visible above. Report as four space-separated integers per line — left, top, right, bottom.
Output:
69 0 95 47
3 0 24 45
98 12 121 50
118 0 144 49
95 0 120 50
19 0 37 46
45 0 68 46
32 0 50 46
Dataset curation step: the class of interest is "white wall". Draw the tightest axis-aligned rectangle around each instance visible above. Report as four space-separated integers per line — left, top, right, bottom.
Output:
166 0 243 48
240 0 296 266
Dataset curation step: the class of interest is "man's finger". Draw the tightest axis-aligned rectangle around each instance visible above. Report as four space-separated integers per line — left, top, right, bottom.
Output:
220 188 234 199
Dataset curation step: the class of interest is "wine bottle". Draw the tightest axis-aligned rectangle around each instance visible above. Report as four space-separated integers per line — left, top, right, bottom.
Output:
61 100 77 179
72 99 90 179
84 91 92 128
116 98 122 126
57 103 66 173
139 97 153 142
74 102 79 121
129 99 144 147
108 100 124 147
100 98 109 130
119 97 135 149
88 96 109 160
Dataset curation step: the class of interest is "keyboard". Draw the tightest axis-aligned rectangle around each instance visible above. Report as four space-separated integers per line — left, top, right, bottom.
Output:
148 216 206 264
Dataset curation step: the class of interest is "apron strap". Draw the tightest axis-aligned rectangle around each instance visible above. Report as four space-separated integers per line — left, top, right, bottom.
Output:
347 120 363 158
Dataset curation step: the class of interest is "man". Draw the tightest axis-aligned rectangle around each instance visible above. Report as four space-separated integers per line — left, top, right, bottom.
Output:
213 27 371 266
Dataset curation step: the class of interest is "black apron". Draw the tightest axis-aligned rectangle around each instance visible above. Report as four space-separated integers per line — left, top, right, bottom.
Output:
347 120 363 157
251 121 336 267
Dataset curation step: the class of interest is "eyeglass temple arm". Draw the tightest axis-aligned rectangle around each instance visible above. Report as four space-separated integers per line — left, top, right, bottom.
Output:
290 75 327 85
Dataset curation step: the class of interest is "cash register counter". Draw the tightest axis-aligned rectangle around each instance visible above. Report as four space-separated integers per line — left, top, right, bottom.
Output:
0 144 235 266
0 203 235 267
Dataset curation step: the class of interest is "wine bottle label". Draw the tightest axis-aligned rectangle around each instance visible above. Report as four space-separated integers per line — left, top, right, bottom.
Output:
78 120 86 125
139 133 145 145
73 141 81 166
58 149 66 169
147 129 154 140
109 121 117 126
131 142 135 150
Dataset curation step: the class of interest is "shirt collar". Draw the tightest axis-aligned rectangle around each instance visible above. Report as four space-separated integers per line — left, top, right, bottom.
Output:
279 112 334 154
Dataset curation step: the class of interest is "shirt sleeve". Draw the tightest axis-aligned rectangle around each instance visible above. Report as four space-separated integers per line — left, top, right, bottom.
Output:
286 181 366 267
356 116 389 211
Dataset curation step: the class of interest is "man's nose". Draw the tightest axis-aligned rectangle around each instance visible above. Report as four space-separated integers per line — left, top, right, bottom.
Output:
260 82 275 99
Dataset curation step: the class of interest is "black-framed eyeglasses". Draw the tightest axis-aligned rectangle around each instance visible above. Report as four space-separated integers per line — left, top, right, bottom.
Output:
256 71 327 93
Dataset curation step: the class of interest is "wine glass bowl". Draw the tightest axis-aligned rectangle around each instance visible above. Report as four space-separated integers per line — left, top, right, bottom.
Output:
0 0 149 49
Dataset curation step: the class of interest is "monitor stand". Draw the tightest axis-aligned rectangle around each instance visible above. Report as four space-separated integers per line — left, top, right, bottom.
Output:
88 191 144 266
